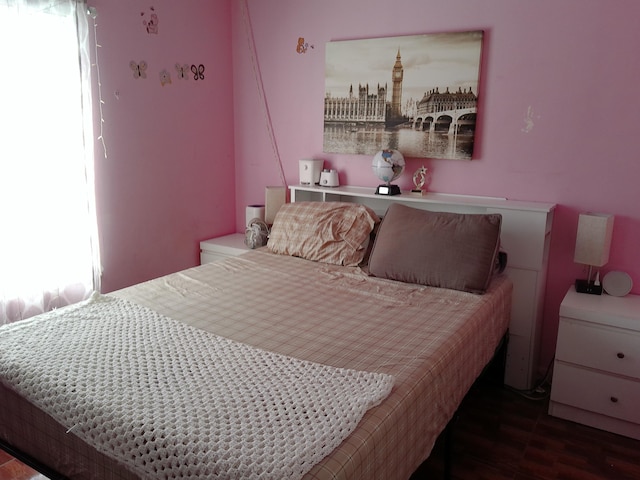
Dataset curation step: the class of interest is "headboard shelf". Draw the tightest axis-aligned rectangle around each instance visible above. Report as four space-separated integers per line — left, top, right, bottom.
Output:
290 184 556 392
290 184 555 214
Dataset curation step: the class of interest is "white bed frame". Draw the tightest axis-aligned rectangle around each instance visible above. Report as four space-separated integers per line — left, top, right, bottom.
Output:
289 184 556 391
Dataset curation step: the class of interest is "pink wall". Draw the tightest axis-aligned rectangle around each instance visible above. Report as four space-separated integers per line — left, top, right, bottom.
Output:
86 0 638 381
90 0 235 292
232 0 640 377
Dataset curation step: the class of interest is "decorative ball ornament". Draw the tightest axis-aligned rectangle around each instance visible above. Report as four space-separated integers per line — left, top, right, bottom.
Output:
372 149 405 195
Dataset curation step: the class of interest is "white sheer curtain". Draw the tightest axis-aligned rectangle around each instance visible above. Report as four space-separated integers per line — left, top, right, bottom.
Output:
0 0 100 324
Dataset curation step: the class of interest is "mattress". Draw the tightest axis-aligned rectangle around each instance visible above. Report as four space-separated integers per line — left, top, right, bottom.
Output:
0 249 512 480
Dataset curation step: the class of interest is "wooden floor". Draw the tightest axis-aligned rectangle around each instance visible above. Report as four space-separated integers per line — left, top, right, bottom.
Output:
2 377 639 480
0 449 47 480
414 377 640 480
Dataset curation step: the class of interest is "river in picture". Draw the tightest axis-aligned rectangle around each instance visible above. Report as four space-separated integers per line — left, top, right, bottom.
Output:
323 123 474 160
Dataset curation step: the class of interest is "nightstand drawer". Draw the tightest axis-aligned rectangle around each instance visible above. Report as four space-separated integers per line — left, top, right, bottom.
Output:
551 362 640 424
556 318 640 379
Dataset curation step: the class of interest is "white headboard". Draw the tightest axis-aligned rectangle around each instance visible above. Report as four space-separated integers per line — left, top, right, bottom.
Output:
290 185 556 391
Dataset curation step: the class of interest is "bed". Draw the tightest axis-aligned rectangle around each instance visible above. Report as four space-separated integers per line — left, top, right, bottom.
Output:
0 200 513 480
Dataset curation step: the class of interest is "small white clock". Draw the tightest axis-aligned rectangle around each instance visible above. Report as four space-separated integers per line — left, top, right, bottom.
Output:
602 271 633 297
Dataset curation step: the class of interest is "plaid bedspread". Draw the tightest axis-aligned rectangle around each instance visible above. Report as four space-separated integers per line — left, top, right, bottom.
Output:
0 249 512 480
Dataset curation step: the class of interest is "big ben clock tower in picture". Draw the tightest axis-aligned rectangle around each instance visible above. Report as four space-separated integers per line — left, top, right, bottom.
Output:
390 49 404 124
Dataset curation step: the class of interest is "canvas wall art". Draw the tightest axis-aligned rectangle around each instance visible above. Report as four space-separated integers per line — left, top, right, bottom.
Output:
324 31 483 160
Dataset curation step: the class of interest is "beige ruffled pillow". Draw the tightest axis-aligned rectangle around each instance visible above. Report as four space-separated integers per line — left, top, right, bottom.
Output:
267 202 379 266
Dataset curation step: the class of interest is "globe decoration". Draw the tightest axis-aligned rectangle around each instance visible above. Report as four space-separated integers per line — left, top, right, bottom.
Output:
372 149 405 195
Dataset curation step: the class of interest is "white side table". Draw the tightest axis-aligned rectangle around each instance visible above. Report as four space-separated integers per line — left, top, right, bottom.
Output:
200 233 248 264
549 287 640 439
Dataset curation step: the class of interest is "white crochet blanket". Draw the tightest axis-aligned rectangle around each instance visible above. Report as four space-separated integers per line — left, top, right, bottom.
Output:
0 294 394 479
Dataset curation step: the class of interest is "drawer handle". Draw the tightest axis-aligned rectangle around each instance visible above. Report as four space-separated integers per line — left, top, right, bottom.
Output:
617 352 625 359
610 396 619 403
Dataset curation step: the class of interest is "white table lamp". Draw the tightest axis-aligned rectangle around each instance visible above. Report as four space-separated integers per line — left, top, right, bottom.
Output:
574 212 614 295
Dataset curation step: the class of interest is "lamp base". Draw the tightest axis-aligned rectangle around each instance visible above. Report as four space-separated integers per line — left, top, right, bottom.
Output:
375 184 401 196
575 279 603 295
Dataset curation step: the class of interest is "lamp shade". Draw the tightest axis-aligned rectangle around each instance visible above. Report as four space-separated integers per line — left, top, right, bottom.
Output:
573 213 614 267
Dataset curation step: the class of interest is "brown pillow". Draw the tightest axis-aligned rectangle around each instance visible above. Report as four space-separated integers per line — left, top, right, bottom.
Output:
267 202 379 266
368 203 502 293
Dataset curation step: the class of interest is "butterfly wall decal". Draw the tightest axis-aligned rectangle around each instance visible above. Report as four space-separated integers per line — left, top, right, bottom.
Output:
175 63 189 80
141 6 158 34
130 60 148 79
191 64 205 81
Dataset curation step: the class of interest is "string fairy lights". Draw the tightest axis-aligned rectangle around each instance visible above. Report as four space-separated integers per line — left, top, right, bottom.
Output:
87 5 107 159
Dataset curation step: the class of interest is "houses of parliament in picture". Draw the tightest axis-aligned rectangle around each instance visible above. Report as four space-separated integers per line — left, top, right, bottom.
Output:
324 50 478 136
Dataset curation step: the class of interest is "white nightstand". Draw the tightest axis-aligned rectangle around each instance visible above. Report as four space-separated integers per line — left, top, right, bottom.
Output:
200 233 248 264
549 287 640 439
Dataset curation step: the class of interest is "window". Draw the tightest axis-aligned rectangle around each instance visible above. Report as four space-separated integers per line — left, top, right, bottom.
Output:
0 0 99 324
